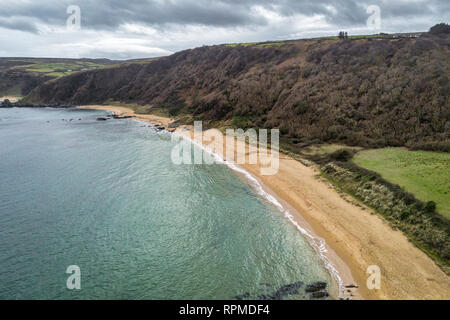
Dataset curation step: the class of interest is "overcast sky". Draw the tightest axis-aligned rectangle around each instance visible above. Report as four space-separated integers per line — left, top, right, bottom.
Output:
0 0 448 60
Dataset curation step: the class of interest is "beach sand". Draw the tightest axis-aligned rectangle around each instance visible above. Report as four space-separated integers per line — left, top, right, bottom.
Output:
79 105 450 300
0 96 19 103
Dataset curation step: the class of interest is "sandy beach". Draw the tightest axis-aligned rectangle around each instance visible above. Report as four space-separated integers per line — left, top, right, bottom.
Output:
79 105 450 300
0 96 19 103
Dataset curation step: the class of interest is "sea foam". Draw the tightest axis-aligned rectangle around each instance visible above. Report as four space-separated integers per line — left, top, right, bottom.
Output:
172 130 345 297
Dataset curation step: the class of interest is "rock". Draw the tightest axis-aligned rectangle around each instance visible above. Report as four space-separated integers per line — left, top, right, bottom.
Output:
273 281 303 299
112 114 133 119
154 125 165 131
305 281 327 293
257 294 277 300
168 122 180 129
96 117 108 121
345 284 358 289
0 99 13 108
311 291 329 299
257 281 304 300
234 292 250 300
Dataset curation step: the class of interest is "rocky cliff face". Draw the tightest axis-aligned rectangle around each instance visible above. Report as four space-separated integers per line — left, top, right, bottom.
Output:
0 68 52 97
25 34 450 151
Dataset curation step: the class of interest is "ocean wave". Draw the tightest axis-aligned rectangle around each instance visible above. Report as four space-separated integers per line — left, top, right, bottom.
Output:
173 130 344 298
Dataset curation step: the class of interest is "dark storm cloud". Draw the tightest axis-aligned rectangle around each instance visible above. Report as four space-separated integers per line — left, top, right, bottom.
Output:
0 17 39 33
0 0 448 33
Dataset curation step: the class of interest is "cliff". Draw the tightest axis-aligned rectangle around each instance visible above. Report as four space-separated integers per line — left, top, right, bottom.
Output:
25 33 450 151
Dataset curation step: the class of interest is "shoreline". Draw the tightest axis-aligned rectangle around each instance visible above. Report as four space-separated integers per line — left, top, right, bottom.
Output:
173 123 352 299
0 96 20 103
78 105 450 300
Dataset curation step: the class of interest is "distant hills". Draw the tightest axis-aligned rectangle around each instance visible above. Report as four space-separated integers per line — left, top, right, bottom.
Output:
0 58 121 98
16 26 450 151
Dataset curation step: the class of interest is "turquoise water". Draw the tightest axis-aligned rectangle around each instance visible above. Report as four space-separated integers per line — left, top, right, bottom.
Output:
0 107 334 300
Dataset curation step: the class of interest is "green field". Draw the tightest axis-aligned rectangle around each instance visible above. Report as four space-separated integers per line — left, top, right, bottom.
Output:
226 40 290 48
354 148 450 217
11 59 105 77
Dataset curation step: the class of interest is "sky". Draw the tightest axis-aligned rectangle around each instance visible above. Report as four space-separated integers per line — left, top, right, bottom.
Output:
0 0 448 60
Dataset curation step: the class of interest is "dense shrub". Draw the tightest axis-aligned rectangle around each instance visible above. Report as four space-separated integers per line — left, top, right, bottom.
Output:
429 23 450 35
323 162 450 263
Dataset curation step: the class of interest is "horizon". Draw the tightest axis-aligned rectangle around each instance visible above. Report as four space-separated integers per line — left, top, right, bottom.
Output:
0 28 434 61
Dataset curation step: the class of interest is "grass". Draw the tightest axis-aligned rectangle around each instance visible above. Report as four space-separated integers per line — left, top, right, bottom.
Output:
320 165 450 274
225 32 422 48
301 144 362 156
101 58 161 70
226 40 288 48
354 148 450 218
11 60 105 78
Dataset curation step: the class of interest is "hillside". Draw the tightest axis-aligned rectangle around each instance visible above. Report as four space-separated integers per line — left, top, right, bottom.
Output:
24 32 449 152
0 58 120 98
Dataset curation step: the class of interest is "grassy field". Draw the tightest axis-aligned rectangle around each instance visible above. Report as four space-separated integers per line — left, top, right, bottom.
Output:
224 32 424 48
354 148 450 218
226 40 289 47
300 144 362 156
11 59 105 77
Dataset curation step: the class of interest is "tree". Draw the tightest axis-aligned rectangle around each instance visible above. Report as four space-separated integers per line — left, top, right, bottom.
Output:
429 23 450 35
338 31 349 39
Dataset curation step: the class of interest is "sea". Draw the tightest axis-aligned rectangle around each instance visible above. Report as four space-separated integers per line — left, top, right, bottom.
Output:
0 107 335 299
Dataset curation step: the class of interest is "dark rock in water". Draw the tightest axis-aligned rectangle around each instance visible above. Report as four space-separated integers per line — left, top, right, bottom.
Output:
112 114 133 119
279 282 301 297
0 99 13 108
311 291 329 299
154 125 165 131
305 281 327 293
234 292 250 300
257 294 277 300
274 281 303 297
235 281 305 301
258 281 303 300
168 122 180 129
96 117 108 121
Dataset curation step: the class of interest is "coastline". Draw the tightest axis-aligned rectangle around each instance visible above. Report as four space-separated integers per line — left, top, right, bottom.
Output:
79 105 450 300
0 96 19 103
